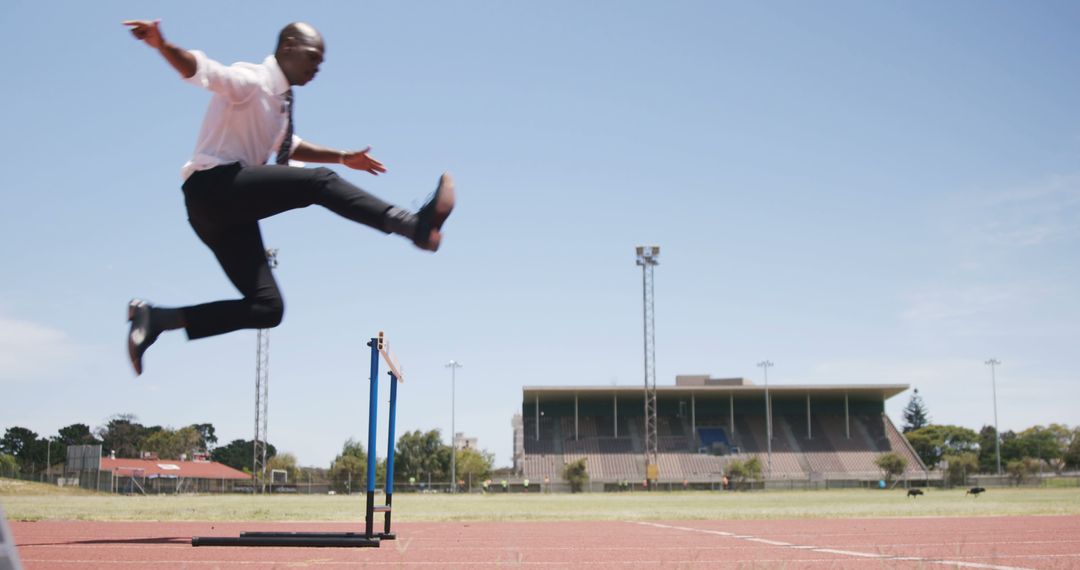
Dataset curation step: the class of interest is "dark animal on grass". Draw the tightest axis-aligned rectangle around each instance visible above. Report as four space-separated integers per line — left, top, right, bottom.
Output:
966 487 986 497
907 489 924 498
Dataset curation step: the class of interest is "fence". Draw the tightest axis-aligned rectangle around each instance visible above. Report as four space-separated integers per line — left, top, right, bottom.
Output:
4 470 1079 494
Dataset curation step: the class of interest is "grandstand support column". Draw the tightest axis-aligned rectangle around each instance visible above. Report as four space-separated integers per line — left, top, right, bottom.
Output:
806 394 812 440
691 393 696 444
635 246 660 488
729 393 735 436
535 396 540 441
614 394 618 438
844 392 850 439
574 393 579 441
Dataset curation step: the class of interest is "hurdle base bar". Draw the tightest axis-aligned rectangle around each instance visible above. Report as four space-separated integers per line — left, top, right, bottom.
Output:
235 530 393 541
191 532 379 547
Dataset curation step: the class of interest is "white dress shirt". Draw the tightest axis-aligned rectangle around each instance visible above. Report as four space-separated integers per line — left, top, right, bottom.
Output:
180 52 303 181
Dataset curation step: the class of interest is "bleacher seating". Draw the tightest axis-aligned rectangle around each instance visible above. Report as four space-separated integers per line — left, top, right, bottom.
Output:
697 427 730 448
520 409 927 483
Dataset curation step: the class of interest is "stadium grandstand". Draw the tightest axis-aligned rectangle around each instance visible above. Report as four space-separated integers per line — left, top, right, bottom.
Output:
513 375 927 487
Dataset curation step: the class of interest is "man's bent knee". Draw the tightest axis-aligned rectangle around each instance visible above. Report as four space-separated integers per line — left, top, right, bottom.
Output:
253 297 284 329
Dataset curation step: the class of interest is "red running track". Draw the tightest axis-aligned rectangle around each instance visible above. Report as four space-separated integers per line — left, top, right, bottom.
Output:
10 515 1080 569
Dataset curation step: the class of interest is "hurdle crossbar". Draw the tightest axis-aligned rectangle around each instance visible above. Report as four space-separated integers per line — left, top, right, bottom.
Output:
377 330 404 382
192 333 401 548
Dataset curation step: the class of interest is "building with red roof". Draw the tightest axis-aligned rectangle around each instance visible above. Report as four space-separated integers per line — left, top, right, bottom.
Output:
100 456 251 494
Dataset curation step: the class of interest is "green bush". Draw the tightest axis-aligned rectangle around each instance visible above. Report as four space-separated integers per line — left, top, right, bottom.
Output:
874 452 908 485
0 453 17 477
943 452 979 486
562 458 588 493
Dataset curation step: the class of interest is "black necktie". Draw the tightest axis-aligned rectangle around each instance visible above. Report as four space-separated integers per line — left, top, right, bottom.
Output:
276 90 294 165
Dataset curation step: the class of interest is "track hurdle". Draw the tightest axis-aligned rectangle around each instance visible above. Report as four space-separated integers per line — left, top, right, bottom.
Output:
192 332 403 548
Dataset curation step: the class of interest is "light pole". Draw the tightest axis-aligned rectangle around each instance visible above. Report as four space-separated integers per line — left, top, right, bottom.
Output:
446 360 463 493
985 358 1002 476
635 246 660 486
757 360 774 478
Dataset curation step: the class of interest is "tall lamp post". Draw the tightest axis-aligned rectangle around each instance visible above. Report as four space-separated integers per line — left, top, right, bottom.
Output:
446 360 463 493
757 360 774 478
985 358 1002 476
635 246 660 487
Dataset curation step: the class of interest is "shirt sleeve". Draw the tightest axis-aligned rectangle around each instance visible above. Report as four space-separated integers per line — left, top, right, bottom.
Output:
183 50 262 104
288 134 303 158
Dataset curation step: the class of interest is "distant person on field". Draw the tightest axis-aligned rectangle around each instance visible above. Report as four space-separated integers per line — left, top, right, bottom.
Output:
122 19 455 375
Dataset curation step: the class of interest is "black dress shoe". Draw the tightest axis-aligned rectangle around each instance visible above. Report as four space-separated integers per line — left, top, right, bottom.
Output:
413 173 455 252
127 299 158 376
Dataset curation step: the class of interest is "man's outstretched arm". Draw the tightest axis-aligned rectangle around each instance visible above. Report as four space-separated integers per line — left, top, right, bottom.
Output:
292 141 387 176
123 20 196 79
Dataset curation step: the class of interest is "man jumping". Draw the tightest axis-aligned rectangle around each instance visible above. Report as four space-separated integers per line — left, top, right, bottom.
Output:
123 20 455 375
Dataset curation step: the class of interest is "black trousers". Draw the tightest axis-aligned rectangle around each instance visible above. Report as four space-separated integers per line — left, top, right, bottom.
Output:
180 163 392 339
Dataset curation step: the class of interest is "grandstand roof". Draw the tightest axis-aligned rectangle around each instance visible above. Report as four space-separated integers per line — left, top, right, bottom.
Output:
100 458 250 480
523 384 909 400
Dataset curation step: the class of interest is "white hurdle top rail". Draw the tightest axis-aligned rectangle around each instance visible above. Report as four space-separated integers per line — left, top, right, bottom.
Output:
377 331 404 382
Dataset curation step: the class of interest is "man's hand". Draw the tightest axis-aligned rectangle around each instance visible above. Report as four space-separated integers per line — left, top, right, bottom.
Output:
123 20 164 49
342 146 387 176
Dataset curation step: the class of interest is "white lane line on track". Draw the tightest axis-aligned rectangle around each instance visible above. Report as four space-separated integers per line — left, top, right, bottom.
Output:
634 522 1034 570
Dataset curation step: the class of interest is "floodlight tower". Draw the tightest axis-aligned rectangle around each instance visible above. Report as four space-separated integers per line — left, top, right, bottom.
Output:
635 246 660 487
446 360 463 494
985 358 1002 476
254 248 279 494
757 360 774 478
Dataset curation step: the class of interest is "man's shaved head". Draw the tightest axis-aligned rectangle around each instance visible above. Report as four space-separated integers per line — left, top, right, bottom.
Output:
275 22 325 87
276 22 323 52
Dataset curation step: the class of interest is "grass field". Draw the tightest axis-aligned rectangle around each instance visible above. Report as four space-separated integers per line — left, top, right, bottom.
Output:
3 479 1079 522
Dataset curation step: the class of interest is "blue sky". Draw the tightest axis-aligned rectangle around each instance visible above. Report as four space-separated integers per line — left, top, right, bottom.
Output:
2 1 1078 468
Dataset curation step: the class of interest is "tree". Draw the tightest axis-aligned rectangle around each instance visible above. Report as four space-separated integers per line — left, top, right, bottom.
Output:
57 424 99 446
724 457 763 489
96 414 152 458
977 425 999 473
188 423 218 451
562 457 588 493
394 429 451 483
142 426 203 460
942 452 978 487
901 388 930 433
1008 425 1066 465
875 452 908 485
1065 427 1080 470
0 453 18 477
1006 458 1040 486
329 438 368 494
1 427 45 474
211 439 277 472
268 452 300 484
455 447 494 487
1 427 39 458
905 425 978 470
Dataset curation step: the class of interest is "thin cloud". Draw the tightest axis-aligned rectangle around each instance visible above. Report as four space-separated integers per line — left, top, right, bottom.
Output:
899 284 1016 326
0 316 77 382
977 174 1080 248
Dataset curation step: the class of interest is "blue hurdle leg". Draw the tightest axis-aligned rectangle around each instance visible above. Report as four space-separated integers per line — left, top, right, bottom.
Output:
383 372 398 537
365 337 380 539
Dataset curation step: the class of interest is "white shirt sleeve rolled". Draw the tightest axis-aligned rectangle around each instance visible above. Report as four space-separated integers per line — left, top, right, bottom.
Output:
183 50 262 104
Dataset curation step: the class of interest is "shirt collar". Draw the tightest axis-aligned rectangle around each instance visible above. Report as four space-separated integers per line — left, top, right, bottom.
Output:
264 55 291 96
